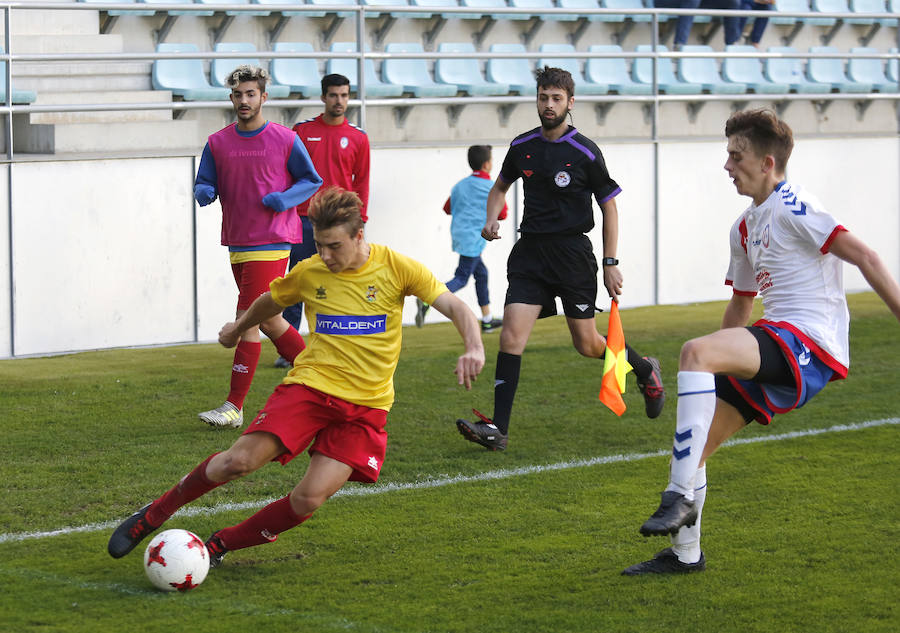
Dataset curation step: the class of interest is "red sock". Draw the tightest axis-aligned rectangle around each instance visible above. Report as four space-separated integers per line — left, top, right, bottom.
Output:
146 453 224 526
226 340 261 409
216 495 311 551
272 327 306 364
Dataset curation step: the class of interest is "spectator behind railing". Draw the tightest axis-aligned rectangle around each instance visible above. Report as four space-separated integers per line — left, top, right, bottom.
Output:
738 0 774 48
652 0 742 49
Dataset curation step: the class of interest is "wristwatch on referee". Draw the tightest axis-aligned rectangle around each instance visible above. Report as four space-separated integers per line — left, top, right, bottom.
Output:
601 257 619 266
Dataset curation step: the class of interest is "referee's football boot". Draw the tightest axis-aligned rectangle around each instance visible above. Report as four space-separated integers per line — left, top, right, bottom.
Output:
205 532 229 569
198 401 243 429
108 503 160 559
635 356 665 419
415 298 430 328
621 547 706 576
639 490 698 536
456 409 508 451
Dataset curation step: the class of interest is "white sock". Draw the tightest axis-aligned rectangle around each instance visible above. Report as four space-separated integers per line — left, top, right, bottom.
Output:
482 314 493 323
667 371 716 500
671 465 707 564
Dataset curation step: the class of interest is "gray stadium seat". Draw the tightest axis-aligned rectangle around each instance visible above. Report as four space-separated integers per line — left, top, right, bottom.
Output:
152 43 232 101
537 43 608 94
434 42 510 95
722 45 790 94
807 46 873 92
848 46 897 92
327 42 405 97
677 45 746 94
270 42 321 97
383 42 459 97
585 44 652 94
764 46 833 93
210 43 292 98
486 43 536 94
632 45 704 94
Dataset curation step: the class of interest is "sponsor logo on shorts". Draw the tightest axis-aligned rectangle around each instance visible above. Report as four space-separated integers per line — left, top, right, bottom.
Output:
368 456 379 470
316 314 387 335
554 171 571 187
233 363 250 373
575 304 590 312
798 344 811 366
254 412 267 425
261 530 277 542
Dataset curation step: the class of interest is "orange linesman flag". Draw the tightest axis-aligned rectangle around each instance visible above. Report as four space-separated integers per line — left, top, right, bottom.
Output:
599 299 633 416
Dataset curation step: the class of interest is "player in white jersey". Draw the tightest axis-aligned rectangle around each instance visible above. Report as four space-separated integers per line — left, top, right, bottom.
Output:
623 108 900 576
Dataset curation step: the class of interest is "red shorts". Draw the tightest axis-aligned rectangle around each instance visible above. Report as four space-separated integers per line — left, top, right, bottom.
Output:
231 259 288 310
243 384 388 483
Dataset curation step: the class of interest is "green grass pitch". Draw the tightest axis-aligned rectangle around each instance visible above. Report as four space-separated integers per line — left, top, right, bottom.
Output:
1 293 897 632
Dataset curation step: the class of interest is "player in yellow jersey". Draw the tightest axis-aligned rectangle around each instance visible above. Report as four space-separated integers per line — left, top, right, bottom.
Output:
108 187 485 567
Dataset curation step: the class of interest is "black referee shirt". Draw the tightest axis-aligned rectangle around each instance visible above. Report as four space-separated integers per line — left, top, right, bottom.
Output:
498 125 621 235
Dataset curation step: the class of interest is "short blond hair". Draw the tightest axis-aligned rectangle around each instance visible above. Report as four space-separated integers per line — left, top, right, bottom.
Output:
225 64 269 92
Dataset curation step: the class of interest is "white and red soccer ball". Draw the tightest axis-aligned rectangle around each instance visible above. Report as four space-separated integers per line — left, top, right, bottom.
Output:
143 529 210 592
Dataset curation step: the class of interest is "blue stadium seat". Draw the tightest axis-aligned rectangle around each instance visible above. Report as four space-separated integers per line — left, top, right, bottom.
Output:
722 45 790 93
888 48 899 83
678 45 746 93
764 46 833 92
195 0 270 15
327 42 405 97
808 0 842 26
597 0 652 23
435 43 510 95
252 0 306 15
586 44 652 94
383 42 459 96
632 44 704 93
270 42 321 97
848 47 897 91
410 0 460 18
807 46 873 92
770 0 813 25
210 43 292 98
537 43 608 94
846 0 889 23
459 0 509 19
361 0 412 18
558 0 603 21
510 0 576 20
152 43 232 100
307 0 357 18
486 43 536 94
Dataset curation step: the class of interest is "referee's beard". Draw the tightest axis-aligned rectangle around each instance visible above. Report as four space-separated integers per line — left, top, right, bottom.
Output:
540 109 569 131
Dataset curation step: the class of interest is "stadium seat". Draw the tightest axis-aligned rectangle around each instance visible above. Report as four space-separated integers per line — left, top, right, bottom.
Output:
585 44 652 94
632 44 703 93
361 0 413 18
195 0 270 15
252 0 306 15
510 0 576 20
434 43 510 95
382 42 459 97
327 42 405 97
138 0 214 14
888 48 899 83
558 0 603 21
677 45 746 93
210 43 292 98
848 47 897 92
849 0 890 23
270 42 322 97
537 44 608 94
807 46 873 92
307 0 357 18
769 0 812 25
459 0 508 19
0 55 36 104
410 0 460 19
486 43 536 94
807 0 841 26
722 45 790 94
596 0 652 23
152 43 232 101
764 46 833 93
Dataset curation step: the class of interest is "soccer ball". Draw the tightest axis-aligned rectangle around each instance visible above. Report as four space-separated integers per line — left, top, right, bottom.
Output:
143 529 210 592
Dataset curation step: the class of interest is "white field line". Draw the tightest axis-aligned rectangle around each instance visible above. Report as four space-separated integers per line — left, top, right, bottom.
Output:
1 417 896 546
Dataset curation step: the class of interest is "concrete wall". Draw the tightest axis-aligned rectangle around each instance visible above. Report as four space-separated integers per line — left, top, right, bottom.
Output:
1 134 898 357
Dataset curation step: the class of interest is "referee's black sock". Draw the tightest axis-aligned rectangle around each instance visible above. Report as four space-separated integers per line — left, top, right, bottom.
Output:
626 346 652 381
491 351 521 436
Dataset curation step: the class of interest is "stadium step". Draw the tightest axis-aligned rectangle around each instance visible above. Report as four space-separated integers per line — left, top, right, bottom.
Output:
14 63 153 94
6 8 101 37
29 91 175 124
11 33 124 55
13 119 200 154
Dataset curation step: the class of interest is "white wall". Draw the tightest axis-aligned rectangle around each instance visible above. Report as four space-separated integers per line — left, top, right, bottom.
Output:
1 135 898 357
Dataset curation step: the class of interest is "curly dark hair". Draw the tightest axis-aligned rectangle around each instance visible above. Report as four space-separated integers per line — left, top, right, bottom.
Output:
535 66 575 99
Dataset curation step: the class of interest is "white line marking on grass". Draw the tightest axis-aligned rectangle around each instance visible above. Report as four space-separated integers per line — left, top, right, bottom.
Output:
2 417 896 546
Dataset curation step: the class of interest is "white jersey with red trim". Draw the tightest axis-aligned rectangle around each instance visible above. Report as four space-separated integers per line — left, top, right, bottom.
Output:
725 181 850 369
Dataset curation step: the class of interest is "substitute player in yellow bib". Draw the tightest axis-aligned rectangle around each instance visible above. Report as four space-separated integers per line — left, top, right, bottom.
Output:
108 187 485 568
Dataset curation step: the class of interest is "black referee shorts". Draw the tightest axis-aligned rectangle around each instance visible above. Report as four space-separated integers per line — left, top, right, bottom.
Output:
504 233 599 319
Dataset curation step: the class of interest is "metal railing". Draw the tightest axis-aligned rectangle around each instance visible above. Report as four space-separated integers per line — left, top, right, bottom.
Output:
0 1 898 159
